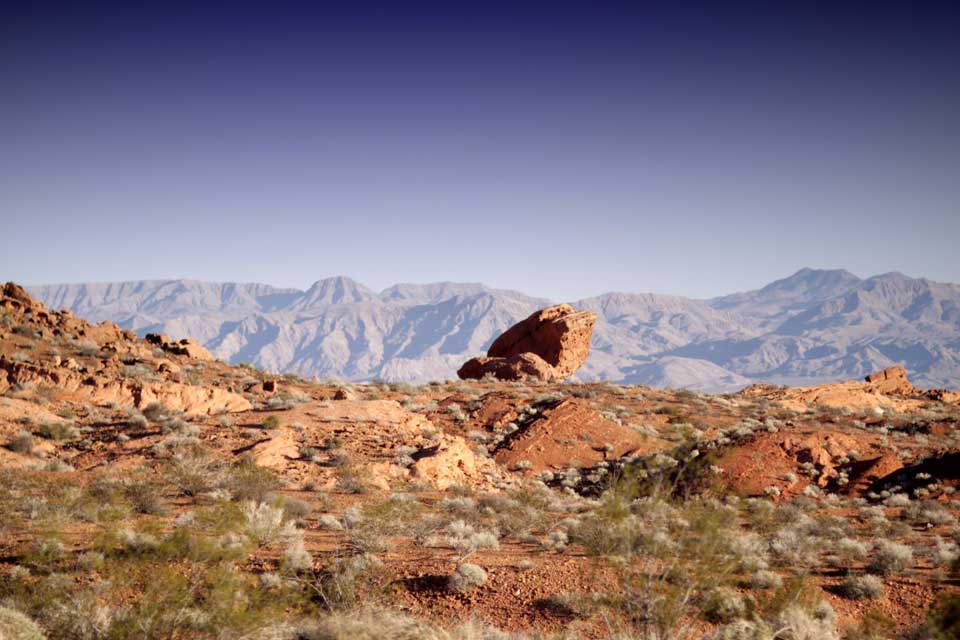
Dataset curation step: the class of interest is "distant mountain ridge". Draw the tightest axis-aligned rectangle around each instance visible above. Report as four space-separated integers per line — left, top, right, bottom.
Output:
27 269 960 391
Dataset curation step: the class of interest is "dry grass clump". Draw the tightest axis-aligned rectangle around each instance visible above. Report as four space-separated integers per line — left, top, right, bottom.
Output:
5 429 35 454
868 540 914 575
0 605 45 640
838 574 884 600
447 562 488 593
36 421 79 441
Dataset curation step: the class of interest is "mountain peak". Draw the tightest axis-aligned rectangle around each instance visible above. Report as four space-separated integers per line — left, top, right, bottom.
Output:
866 271 911 282
710 268 862 318
770 267 861 289
294 276 375 308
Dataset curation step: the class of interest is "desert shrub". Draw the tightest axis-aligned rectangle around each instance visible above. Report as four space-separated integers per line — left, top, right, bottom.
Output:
281 535 313 573
141 401 174 422
868 540 913 575
126 412 148 428
227 459 279 502
732 533 769 572
447 562 488 593
281 496 313 520
36 421 78 441
75 339 100 356
572 479 746 639
312 553 387 611
918 504 958 527
749 570 782 590
478 487 551 536
150 505 253 563
333 468 373 496
166 452 223 497
430 520 499 561
931 537 960 569
774 602 839 640
318 514 343 530
119 527 162 554
701 587 747 623
608 443 722 500
838 574 884 600
6 430 35 455
767 522 822 569
542 529 569 553
241 501 295 546
124 479 166 515
262 415 282 430
826 537 870 570
0 605 45 640
356 494 424 537
710 619 774 640
884 493 912 508
327 448 352 467
97 560 292 637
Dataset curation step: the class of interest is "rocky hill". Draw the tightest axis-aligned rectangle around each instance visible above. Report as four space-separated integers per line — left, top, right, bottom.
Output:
27 269 960 390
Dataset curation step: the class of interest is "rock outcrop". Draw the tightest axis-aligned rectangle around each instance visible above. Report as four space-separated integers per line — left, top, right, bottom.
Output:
1 282 35 310
146 333 214 361
864 365 916 395
0 284 245 414
739 364 935 412
456 352 556 382
0 356 251 415
458 304 596 381
409 437 496 490
492 398 662 474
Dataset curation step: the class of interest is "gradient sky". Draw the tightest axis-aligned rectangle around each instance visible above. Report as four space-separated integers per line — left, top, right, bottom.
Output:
2 2 958 300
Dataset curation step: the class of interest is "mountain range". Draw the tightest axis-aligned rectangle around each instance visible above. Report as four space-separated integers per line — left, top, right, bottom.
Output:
26 269 960 392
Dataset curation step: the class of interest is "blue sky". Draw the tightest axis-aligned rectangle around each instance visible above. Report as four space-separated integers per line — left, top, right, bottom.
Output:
1 2 958 300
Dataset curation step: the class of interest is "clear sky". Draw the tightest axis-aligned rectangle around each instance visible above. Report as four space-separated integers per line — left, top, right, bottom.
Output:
2 2 958 300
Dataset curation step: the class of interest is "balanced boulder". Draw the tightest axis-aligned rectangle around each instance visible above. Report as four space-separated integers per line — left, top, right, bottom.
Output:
458 304 596 381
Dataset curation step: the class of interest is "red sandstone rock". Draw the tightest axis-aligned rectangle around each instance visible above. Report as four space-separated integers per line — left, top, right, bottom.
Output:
488 304 596 378
165 338 214 360
458 304 596 381
864 365 915 395
2 282 34 308
493 398 662 474
145 333 213 360
457 353 556 381
333 387 354 400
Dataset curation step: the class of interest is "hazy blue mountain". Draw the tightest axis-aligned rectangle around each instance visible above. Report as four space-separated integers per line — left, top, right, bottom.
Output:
710 268 863 328
27 269 960 391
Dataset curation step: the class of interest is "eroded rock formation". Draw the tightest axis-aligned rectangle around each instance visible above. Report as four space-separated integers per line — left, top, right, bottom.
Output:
458 304 596 381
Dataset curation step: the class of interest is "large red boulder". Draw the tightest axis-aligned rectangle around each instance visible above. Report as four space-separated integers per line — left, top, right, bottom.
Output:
458 304 596 381
864 365 915 395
